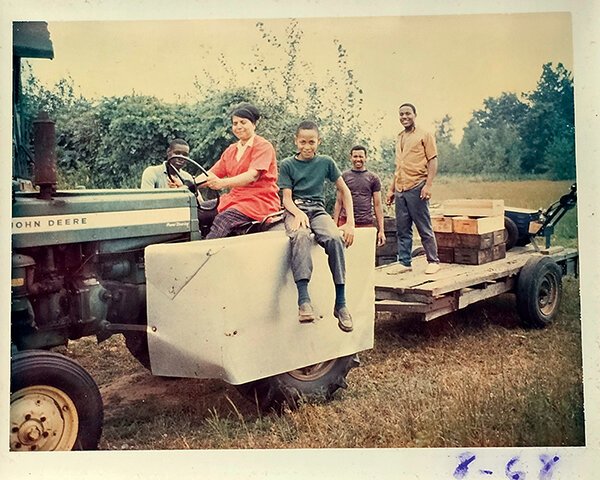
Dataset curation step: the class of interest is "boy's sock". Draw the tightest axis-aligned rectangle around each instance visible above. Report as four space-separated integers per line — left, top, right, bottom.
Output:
296 279 311 306
334 283 346 309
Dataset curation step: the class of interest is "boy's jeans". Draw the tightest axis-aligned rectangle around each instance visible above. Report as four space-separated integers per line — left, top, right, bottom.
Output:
284 203 346 284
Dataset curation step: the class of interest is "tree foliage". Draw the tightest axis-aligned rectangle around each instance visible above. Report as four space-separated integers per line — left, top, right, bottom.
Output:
445 63 575 179
519 63 575 178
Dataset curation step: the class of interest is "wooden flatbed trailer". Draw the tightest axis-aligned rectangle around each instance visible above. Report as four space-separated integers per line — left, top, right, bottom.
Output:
375 245 578 327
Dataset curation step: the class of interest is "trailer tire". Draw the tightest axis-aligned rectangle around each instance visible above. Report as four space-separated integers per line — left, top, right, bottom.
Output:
236 354 360 411
504 216 519 251
516 256 562 328
411 246 426 258
10 350 103 451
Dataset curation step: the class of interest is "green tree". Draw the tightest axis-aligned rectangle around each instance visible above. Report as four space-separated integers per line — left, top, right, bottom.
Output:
452 92 527 176
434 114 459 175
458 120 523 176
471 92 529 130
519 62 575 177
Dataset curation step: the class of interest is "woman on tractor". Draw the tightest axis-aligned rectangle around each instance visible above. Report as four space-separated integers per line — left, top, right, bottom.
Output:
202 103 281 238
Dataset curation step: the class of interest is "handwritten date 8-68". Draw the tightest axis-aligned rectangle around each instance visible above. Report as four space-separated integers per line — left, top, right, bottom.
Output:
453 452 560 479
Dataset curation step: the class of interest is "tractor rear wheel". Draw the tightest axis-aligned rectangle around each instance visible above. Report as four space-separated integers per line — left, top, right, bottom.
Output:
237 354 360 411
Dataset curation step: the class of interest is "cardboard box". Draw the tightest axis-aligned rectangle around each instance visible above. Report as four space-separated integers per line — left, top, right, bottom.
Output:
452 215 505 235
442 199 504 218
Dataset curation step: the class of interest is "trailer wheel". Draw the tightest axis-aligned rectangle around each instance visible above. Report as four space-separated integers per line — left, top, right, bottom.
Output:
411 246 426 257
504 216 519 250
10 351 103 451
237 354 360 411
516 256 562 328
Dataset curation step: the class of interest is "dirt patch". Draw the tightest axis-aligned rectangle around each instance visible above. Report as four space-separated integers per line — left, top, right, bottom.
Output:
99 370 235 421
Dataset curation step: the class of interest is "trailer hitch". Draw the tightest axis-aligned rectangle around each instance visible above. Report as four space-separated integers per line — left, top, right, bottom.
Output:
531 183 577 249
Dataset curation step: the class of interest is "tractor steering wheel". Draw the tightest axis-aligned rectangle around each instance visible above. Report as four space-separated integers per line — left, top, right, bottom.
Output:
167 155 220 210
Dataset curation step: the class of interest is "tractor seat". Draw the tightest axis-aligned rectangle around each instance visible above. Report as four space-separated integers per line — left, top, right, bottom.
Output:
237 209 286 235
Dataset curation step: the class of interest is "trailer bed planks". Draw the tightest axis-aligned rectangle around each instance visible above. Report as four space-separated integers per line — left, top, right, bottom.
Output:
374 246 578 321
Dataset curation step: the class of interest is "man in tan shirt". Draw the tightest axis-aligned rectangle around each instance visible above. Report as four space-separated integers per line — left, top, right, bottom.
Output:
386 103 440 274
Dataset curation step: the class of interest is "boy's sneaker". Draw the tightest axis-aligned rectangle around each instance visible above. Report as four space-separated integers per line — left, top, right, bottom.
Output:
298 303 316 323
425 263 440 274
333 306 353 332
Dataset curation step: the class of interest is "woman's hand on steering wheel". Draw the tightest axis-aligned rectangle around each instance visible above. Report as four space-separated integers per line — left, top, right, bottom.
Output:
204 173 227 191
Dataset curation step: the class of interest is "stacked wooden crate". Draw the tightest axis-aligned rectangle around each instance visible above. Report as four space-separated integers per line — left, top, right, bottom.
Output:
433 199 506 265
375 216 400 266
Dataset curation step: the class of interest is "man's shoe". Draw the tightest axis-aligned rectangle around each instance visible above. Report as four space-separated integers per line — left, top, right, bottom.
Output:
425 263 440 274
298 303 316 323
386 264 412 275
333 306 353 332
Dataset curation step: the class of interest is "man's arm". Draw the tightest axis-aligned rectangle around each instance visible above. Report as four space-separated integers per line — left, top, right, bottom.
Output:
335 177 355 247
332 191 343 224
420 156 438 200
140 167 156 189
386 175 396 206
372 190 386 246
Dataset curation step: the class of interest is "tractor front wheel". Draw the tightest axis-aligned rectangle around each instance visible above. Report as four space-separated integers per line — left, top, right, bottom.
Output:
10 350 103 451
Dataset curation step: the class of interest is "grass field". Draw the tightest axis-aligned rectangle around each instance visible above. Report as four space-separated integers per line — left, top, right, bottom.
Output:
59 180 583 450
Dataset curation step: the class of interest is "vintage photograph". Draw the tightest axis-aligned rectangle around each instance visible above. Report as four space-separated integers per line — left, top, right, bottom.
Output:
3 1 598 479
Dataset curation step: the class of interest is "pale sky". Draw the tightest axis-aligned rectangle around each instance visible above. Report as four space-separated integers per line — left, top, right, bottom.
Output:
26 13 573 144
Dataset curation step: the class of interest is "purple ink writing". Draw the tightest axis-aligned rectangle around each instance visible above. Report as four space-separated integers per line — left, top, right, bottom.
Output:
454 453 477 479
539 455 560 480
505 457 526 480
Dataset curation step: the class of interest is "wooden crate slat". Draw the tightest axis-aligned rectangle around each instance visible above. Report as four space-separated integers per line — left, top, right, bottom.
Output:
452 215 505 235
375 295 455 314
442 198 504 217
432 215 454 233
426 251 532 296
375 289 435 304
457 277 515 309
454 247 493 265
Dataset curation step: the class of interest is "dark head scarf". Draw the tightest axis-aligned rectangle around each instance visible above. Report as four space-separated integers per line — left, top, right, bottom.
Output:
230 103 261 124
